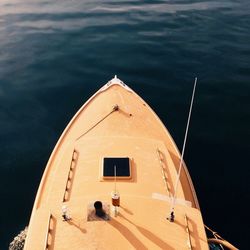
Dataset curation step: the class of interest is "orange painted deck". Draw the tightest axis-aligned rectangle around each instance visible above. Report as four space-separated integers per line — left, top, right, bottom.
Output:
24 77 208 250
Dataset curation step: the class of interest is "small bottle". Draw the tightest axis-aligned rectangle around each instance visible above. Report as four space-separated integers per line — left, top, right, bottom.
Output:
111 191 120 207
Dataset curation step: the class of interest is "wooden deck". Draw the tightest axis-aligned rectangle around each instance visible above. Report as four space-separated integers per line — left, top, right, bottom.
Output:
24 78 208 249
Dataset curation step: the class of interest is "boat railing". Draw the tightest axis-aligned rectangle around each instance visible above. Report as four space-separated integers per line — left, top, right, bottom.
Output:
62 149 78 202
156 148 171 197
184 214 193 250
205 225 239 250
44 213 53 250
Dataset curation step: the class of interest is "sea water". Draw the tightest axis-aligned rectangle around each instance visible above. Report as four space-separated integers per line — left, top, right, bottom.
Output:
0 0 250 248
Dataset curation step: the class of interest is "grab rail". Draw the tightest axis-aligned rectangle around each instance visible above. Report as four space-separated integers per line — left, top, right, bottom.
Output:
62 149 77 202
44 213 53 250
184 214 192 250
156 148 171 196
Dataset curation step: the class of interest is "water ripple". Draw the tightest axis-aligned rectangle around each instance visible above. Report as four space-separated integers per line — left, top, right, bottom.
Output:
1 1 250 249
91 2 238 14
0 1 239 16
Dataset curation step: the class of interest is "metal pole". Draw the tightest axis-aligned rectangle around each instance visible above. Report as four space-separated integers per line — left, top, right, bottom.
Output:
169 77 197 222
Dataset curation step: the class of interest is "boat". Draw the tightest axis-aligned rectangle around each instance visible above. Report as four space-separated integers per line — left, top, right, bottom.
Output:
24 76 237 249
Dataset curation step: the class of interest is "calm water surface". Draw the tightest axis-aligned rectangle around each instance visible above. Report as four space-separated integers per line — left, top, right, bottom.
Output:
1 0 250 248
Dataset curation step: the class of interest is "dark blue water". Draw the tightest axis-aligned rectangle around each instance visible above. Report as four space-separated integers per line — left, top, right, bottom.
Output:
1 0 250 248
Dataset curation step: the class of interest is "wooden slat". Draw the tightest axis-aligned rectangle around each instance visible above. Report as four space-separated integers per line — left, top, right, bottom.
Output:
62 149 77 202
44 214 52 250
185 214 192 250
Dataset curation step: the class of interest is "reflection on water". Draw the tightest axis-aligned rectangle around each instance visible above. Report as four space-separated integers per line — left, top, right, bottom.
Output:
0 0 249 248
0 0 238 15
0 1 239 34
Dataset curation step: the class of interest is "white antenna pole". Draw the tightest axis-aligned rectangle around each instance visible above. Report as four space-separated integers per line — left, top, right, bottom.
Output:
114 165 117 192
169 77 197 222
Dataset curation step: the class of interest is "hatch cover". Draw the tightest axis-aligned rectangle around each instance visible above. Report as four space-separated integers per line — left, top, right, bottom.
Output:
102 157 131 179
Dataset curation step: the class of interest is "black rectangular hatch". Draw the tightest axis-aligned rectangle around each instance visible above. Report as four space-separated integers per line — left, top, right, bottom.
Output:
103 157 130 178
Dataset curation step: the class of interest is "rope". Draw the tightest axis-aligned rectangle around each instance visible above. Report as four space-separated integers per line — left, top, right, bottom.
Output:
76 104 119 141
205 224 239 250
205 224 222 240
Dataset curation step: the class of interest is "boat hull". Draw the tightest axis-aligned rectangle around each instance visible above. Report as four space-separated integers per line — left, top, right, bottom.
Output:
24 77 208 249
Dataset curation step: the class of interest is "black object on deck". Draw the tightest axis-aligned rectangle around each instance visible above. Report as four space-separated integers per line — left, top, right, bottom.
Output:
103 157 130 177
